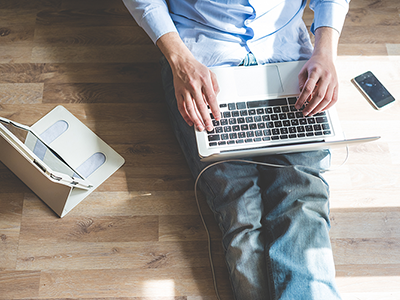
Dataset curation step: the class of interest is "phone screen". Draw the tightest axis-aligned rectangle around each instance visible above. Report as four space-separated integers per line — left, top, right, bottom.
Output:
353 71 395 109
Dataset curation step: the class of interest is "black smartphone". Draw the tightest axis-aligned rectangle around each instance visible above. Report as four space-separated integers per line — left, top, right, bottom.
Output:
352 71 395 110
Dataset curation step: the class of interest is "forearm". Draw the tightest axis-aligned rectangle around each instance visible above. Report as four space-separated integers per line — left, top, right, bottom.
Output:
156 32 196 71
312 27 340 60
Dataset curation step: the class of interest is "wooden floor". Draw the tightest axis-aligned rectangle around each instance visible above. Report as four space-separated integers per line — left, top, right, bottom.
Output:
0 0 399 299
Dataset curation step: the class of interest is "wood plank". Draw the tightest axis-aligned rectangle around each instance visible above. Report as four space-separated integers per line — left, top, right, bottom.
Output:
16 241 215 271
0 270 41 298
42 82 163 104
0 83 43 104
0 193 23 270
18 214 159 243
21 192 201 218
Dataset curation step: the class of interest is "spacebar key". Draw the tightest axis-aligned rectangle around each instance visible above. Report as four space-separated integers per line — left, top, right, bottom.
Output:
247 98 287 108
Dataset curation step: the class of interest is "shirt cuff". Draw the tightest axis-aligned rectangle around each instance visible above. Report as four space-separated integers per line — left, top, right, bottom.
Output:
140 8 178 43
123 0 178 44
310 1 349 35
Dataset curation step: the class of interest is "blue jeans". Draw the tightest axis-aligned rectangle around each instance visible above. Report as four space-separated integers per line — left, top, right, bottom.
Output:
160 57 341 300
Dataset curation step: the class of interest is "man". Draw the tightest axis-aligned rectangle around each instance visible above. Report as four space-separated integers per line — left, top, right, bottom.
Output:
123 1 350 299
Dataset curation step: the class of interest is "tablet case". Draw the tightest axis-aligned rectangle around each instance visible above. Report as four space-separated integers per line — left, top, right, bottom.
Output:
0 106 125 217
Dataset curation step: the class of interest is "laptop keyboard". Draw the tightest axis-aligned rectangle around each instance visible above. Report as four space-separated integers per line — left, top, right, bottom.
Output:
207 97 332 147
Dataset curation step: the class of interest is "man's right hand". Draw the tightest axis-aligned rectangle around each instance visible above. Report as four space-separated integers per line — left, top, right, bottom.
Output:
157 32 220 132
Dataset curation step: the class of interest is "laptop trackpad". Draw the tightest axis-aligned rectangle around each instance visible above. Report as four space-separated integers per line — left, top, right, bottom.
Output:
235 65 283 97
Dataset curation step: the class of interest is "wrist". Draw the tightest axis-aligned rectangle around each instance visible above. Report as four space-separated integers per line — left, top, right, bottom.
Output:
156 32 195 70
313 27 339 60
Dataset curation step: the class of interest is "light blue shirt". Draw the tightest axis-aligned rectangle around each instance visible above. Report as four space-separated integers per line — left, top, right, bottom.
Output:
123 0 350 67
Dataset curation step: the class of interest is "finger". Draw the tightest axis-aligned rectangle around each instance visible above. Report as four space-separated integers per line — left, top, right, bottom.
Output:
296 77 318 110
207 71 221 121
176 93 194 127
193 91 214 131
302 78 330 116
183 91 206 131
321 85 339 111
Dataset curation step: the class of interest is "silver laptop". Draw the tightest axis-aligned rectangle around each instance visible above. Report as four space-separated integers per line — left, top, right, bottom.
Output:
195 60 380 162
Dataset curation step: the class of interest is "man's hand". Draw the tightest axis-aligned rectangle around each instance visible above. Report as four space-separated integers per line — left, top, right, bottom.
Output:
296 27 340 116
157 32 220 132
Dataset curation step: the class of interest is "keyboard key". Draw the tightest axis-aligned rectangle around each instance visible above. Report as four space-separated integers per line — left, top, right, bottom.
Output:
258 123 266 129
233 125 240 131
221 134 229 140
238 132 246 138
316 116 328 123
263 129 271 136
249 123 257 130
288 97 297 104
223 111 231 118
224 126 232 132
273 107 281 113
272 129 280 135
208 134 220 141
246 131 254 138
228 103 236 110
248 109 256 115
237 102 246 109
241 124 249 131
247 98 287 108
209 142 217 146
246 116 254 123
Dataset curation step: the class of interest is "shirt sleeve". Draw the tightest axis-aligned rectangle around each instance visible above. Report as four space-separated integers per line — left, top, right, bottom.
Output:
309 0 350 34
122 0 178 43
